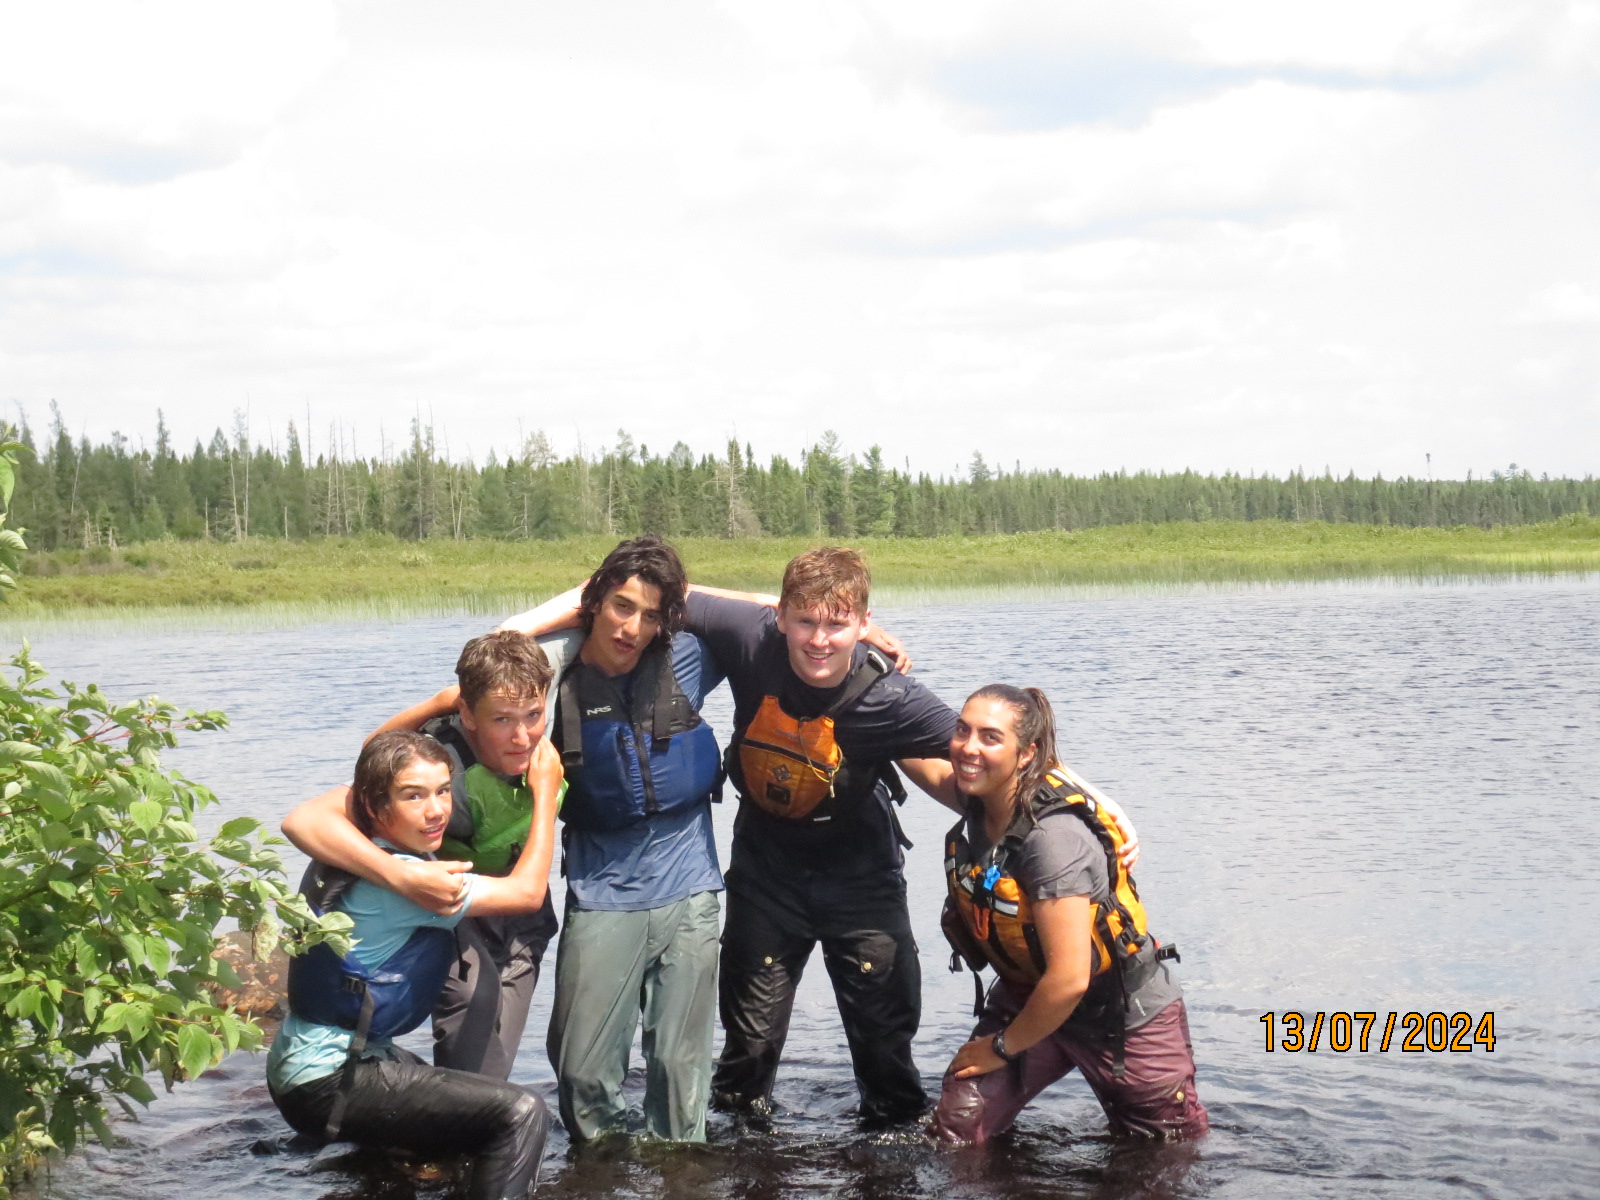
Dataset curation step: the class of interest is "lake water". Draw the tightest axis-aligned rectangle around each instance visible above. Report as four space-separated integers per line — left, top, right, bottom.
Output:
20 577 1600 1200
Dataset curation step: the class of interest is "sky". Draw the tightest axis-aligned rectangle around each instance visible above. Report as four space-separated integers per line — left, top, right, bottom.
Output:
1 0 1597 480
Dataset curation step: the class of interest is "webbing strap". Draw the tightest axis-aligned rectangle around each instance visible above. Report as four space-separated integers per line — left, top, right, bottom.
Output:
824 648 890 718
559 669 584 770
322 984 374 1142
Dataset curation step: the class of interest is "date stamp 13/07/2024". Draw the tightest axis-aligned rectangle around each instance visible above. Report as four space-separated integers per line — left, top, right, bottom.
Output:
1260 1011 1496 1053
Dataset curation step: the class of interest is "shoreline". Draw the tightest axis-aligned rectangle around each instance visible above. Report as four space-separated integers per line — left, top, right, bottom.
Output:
6 519 1598 631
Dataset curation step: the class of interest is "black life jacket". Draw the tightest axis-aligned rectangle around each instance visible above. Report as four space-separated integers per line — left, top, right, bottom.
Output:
553 639 722 832
725 644 903 824
285 855 457 1138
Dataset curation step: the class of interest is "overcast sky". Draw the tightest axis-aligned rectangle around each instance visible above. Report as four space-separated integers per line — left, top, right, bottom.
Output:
2 1 1597 479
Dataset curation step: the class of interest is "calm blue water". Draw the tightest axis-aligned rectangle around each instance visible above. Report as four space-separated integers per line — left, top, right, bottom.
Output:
22 576 1600 1199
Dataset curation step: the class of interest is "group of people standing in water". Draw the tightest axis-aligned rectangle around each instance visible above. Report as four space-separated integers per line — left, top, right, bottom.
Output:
265 537 1208 1197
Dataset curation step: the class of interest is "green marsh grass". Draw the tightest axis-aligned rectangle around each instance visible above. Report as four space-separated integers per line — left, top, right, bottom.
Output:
8 518 1599 632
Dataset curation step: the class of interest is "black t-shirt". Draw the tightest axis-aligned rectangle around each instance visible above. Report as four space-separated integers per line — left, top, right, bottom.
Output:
685 592 957 916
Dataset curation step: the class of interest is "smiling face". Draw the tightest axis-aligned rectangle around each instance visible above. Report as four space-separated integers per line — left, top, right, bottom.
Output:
951 695 1036 804
372 758 454 855
457 688 547 778
775 600 871 690
581 575 663 677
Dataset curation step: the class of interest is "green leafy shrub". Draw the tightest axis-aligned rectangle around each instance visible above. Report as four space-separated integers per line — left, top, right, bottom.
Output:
0 431 351 1194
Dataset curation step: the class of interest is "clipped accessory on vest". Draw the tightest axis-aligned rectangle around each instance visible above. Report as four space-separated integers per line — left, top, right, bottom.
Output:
941 769 1174 1075
732 647 891 821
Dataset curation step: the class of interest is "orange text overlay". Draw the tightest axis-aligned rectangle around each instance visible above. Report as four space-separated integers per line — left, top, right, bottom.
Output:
1259 1011 1495 1053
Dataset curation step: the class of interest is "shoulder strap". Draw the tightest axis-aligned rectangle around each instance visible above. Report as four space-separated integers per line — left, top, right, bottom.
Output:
421 715 476 844
297 858 361 915
558 664 584 770
823 647 892 719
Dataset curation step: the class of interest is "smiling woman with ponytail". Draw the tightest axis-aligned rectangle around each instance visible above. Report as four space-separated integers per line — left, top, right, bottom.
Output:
930 685 1208 1144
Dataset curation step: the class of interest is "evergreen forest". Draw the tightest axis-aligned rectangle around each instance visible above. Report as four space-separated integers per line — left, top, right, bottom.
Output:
10 407 1596 551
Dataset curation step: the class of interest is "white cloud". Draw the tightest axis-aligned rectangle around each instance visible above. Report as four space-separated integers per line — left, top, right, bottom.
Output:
0 0 1597 479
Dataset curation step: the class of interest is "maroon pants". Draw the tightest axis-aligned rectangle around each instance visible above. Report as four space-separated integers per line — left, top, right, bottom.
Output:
930 985 1208 1143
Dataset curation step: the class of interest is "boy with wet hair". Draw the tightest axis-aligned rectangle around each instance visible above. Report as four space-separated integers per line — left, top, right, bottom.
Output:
680 546 958 1127
282 629 560 1080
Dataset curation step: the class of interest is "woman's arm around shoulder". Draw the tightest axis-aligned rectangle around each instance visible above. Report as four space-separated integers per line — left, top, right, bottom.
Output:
281 785 471 915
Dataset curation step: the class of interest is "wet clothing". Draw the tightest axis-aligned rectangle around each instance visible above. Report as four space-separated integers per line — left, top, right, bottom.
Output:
546 633 725 1141
684 592 957 1123
547 891 721 1141
421 712 559 1080
930 987 1207 1143
714 886 924 1125
949 793 1182 1030
267 857 550 1199
272 1048 550 1200
930 792 1205 1143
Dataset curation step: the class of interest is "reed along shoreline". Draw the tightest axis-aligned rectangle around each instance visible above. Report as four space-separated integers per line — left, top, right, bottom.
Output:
8 517 1599 626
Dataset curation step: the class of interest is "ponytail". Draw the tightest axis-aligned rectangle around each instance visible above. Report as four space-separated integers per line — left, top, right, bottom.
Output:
967 683 1059 821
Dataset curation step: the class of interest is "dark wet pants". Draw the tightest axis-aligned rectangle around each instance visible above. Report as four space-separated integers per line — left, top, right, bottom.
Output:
711 888 926 1125
434 908 552 1080
930 986 1208 1143
272 1050 549 1200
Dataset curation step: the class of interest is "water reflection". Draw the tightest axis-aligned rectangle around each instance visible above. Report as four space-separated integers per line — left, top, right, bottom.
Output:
24 576 1600 1200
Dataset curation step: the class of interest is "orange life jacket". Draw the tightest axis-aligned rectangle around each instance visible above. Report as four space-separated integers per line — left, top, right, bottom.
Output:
729 648 894 821
943 769 1155 990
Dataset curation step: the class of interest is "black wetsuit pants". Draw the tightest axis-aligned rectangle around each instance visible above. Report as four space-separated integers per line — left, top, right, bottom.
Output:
711 885 926 1125
272 1051 549 1200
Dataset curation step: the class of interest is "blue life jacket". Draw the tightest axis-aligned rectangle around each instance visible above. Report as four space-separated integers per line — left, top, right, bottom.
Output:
555 638 722 833
286 857 457 1044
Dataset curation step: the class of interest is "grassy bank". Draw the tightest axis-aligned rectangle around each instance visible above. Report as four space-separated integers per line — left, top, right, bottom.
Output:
7 517 1599 625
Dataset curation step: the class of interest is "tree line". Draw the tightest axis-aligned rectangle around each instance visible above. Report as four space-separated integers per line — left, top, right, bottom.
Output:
7 406 1596 550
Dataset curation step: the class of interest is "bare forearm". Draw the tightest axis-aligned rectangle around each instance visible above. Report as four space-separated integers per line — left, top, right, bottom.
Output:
999 972 1088 1054
898 757 962 813
499 584 585 636
280 786 406 889
369 686 459 739
473 743 561 915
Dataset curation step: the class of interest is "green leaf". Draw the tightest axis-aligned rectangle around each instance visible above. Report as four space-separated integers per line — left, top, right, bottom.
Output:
48 878 79 901
128 799 163 832
0 455 13 507
119 934 149 970
40 821 71 852
216 816 260 839
122 1074 156 1106
176 1023 220 1082
143 935 172 977
0 740 42 761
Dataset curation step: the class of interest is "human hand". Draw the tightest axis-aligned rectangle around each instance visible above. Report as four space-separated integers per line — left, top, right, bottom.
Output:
527 737 563 800
949 1035 1008 1080
394 858 473 915
863 622 913 673
1113 812 1140 871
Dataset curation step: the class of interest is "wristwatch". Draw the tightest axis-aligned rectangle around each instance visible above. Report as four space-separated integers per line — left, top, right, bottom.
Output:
991 1029 1020 1064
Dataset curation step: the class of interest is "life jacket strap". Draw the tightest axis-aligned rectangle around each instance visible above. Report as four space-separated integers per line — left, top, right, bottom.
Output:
559 669 584 770
322 982 374 1142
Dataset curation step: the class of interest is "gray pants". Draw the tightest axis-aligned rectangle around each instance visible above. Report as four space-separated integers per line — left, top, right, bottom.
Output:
433 909 552 1080
547 890 721 1142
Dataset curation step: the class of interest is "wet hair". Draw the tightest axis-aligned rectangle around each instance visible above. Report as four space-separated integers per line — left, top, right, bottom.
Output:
350 730 454 837
967 683 1059 816
578 535 688 640
455 629 554 709
780 546 870 618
